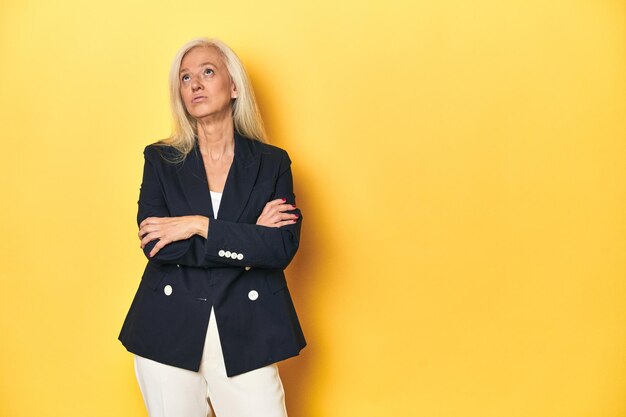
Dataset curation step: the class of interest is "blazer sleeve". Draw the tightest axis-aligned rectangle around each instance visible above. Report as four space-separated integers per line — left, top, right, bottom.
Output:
202 150 303 270
137 147 229 267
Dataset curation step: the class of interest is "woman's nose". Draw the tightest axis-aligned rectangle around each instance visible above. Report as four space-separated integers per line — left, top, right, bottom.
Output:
191 76 203 90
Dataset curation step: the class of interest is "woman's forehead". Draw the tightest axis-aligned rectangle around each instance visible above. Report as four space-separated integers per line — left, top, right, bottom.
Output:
181 45 223 69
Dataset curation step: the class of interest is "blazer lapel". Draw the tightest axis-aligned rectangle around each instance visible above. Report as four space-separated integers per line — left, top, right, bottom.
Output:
178 130 261 222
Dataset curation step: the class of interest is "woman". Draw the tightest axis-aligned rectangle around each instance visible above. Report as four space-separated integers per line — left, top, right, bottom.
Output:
118 37 306 417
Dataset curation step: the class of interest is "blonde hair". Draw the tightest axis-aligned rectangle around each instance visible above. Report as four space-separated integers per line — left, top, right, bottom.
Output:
155 37 268 162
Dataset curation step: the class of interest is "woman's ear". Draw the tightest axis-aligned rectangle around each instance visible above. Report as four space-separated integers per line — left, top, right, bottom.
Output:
231 83 238 99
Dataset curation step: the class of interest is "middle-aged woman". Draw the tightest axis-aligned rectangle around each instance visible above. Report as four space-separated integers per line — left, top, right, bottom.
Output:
118 37 306 417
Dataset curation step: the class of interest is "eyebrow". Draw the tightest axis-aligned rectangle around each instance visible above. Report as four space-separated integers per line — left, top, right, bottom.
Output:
179 62 217 74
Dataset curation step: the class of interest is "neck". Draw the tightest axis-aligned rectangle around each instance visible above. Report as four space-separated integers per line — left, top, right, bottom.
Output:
196 114 235 160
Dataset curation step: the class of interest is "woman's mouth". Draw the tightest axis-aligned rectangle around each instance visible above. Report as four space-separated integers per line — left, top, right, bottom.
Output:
192 96 207 102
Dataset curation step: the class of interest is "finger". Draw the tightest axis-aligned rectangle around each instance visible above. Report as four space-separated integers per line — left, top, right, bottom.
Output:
280 212 297 222
139 217 162 229
260 198 276 212
278 203 297 212
270 211 298 222
264 205 294 222
261 198 285 214
149 239 167 257
267 198 291 209
258 200 295 225
263 213 294 227
258 212 282 227
269 203 297 214
138 224 153 238
271 198 288 205
275 208 299 219
263 199 294 216
139 223 156 240
141 230 161 248
274 219 298 227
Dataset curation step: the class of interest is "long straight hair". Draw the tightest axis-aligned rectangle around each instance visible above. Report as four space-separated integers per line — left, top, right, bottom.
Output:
155 37 268 163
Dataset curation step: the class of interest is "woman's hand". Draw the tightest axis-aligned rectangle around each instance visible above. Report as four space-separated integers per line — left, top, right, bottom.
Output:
139 215 208 257
256 198 299 227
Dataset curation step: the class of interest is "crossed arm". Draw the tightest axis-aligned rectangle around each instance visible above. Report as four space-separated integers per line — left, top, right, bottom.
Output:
136 149 303 270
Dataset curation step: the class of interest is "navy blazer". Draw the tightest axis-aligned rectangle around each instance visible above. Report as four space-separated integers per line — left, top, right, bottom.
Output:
118 131 306 377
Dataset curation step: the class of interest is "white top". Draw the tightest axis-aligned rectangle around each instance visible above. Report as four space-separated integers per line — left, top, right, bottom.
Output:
210 191 223 219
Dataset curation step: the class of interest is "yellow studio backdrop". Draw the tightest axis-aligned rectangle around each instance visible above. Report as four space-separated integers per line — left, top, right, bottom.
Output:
0 0 624 416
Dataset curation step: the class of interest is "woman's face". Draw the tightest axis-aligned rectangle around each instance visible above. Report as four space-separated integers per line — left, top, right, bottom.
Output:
178 45 237 120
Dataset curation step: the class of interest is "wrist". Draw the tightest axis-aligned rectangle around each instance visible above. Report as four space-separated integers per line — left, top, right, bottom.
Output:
192 215 209 239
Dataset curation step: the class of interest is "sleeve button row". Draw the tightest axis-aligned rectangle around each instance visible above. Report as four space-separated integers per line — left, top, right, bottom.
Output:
218 249 244 260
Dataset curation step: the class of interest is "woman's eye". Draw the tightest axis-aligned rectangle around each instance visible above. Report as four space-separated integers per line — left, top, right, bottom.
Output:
204 68 214 76
181 74 190 82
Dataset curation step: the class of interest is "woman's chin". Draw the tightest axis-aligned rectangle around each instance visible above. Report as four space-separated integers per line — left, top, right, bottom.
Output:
188 106 232 121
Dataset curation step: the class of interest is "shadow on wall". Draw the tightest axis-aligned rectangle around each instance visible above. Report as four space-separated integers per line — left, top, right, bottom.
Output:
278 166 321 417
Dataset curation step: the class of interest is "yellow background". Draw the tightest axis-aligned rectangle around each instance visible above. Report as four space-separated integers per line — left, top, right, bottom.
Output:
1 0 625 416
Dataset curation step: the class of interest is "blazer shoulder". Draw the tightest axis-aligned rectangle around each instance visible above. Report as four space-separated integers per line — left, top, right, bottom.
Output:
250 138 291 162
142 142 180 164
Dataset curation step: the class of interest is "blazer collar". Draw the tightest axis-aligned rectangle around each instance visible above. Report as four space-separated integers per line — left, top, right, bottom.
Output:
179 130 262 222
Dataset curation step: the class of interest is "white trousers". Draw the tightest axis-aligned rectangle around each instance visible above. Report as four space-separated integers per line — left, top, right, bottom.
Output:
133 307 288 417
